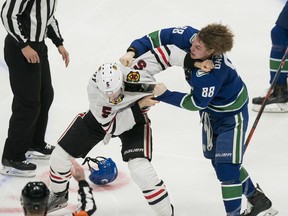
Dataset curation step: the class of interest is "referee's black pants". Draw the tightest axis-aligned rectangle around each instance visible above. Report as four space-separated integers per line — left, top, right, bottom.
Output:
2 35 54 162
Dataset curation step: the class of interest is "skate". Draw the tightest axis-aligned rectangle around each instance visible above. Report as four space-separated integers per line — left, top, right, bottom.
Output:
252 85 288 113
0 158 36 177
241 184 278 216
26 143 55 160
47 190 68 213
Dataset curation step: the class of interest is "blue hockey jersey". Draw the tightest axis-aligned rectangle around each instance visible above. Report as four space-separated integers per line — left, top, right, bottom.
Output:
151 45 249 117
128 26 198 57
127 26 248 117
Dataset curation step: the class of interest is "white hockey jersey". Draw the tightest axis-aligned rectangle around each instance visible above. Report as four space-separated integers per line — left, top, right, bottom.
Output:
87 45 186 136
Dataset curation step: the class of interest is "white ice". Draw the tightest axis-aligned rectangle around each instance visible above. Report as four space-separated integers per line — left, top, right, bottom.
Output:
0 0 287 215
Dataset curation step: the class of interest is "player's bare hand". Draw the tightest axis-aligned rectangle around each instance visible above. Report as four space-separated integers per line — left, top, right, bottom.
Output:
195 59 214 72
119 51 135 67
138 95 159 108
71 158 85 181
153 83 167 97
58 45 70 67
21 45 40 64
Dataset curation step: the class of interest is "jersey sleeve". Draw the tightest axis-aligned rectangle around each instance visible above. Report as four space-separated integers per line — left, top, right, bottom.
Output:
156 89 205 111
156 71 222 111
47 16 64 47
1 0 29 48
128 26 198 57
131 44 188 74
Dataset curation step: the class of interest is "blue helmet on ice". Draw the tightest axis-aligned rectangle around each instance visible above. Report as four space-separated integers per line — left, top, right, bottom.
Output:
83 156 118 185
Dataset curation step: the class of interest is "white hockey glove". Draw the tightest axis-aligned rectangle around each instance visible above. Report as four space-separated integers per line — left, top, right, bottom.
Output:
119 51 135 66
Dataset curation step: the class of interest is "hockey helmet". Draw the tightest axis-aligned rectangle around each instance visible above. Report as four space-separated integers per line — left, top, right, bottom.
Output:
95 63 124 96
83 156 118 186
20 181 50 215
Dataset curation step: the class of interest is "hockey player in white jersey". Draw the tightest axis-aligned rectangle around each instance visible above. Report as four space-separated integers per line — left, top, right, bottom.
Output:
46 55 191 215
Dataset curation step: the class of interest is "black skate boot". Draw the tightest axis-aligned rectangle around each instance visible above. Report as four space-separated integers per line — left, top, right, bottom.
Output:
0 158 36 177
241 184 278 216
252 85 288 112
26 143 55 160
47 189 68 213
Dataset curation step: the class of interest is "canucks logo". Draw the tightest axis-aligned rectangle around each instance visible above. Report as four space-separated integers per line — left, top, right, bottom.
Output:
189 33 197 44
196 69 208 77
127 71 140 82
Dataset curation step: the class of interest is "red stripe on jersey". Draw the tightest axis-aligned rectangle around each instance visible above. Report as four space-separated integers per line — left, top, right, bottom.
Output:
104 113 117 133
156 47 171 67
144 189 165 199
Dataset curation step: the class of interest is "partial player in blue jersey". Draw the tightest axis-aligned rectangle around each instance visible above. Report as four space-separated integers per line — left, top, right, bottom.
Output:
121 24 278 216
252 1 288 112
120 26 198 67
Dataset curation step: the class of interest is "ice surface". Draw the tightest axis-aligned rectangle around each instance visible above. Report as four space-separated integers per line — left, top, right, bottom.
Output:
0 0 287 215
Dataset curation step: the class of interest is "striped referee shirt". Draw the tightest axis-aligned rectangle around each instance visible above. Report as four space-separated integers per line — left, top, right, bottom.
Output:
1 0 64 48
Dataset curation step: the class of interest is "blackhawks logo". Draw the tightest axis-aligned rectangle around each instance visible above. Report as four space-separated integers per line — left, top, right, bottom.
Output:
127 71 140 82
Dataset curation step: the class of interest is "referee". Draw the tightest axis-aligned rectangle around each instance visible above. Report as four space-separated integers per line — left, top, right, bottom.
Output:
1 0 70 177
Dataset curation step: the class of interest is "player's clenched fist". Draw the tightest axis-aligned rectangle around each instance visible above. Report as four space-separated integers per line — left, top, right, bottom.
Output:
153 83 167 97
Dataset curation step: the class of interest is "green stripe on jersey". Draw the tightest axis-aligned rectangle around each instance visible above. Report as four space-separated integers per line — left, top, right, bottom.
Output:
180 86 248 113
181 91 202 111
148 30 161 49
208 85 248 113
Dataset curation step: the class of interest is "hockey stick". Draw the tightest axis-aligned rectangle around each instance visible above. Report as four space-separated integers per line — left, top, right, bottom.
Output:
244 46 288 152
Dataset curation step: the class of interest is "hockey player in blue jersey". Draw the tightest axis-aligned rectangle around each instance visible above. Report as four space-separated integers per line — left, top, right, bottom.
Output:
252 1 288 112
120 26 198 67
120 24 278 216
